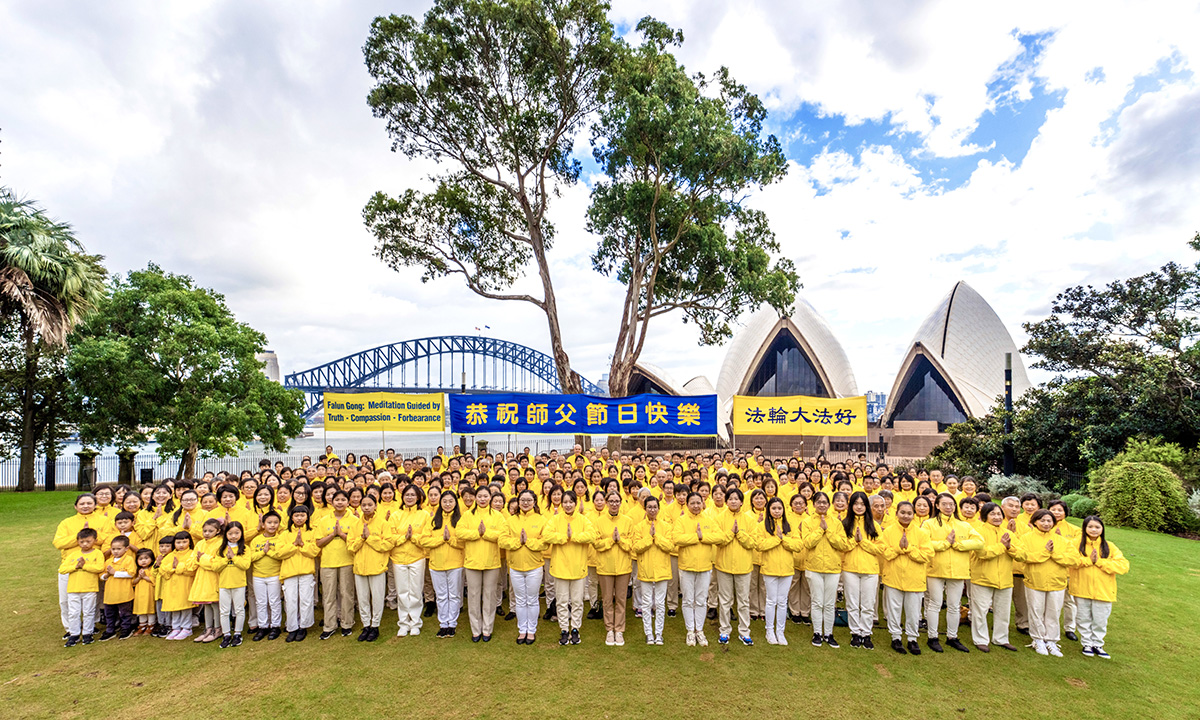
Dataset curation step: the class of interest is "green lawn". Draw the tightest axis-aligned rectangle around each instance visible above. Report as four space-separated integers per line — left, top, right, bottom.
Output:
1 492 1198 720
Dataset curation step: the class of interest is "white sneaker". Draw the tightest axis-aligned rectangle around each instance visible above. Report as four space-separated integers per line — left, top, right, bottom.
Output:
686 631 696 646
615 632 624 646
654 635 664 645
765 631 778 645
696 632 708 647
1034 640 1048 656
605 630 615 646
777 633 788 646
1047 642 1063 657
646 635 655 645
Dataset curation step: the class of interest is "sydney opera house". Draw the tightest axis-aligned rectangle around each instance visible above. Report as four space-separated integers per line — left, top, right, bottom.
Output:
628 281 1031 458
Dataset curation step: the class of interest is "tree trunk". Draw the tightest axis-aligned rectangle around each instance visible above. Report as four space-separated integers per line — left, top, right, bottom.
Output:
606 355 636 400
175 441 198 480
529 223 581 394
17 320 38 492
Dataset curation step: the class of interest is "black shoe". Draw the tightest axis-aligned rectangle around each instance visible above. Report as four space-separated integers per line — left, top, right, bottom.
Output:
496 606 504 617
268 627 281 640
472 634 482 643
232 633 243 647
99 631 117 642
367 627 379 642
1015 626 1029 636
296 628 307 642
220 634 232 649
707 608 718 620
448 628 456 637
154 623 169 637
341 627 353 637
863 635 875 650
424 600 436 617
286 631 298 643
947 638 970 653
812 632 822 647
850 634 862 648
800 615 811 625
667 609 676 617
252 628 268 642
118 628 134 640
80 634 94 645
544 600 557 621
482 634 492 642
918 618 928 632
570 628 580 645
789 612 802 625
527 634 535 645
559 630 570 646
62 631 70 640
927 638 944 653
517 636 526 645
64 635 80 648
358 627 370 642
825 634 839 648
320 630 336 640
1065 631 1078 642
505 611 516 621
436 628 447 638
907 640 921 655
891 638 906 654
587 606 603 620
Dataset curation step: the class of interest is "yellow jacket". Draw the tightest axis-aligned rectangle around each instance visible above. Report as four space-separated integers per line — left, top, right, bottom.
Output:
158 549 196 611
754 521 804 577
1016 527 1080 592
456 507 504 571
591 511 635 576
922 517 984 580
543 511 598 580
879 523 934 592
57 547 105 593
828 516 884 575
157 508 207 544
188 537 222 603
1068 538 1129 602
387 507 430 565
199 545 252 589
132 566 157 615
801 513 844 575
250 533 285 578
785 510 807 571
714 509 757 575
313 512 356 568
672 509 727 572
499 511 549 572
102 552 138 604
418 518 465 571
276 528 320 580
630 517 675 582
53 513 113 561
970 522 1021 589
347 513 395 576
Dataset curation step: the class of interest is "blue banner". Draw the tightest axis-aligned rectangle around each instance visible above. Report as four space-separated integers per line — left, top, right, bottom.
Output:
449 393 718 436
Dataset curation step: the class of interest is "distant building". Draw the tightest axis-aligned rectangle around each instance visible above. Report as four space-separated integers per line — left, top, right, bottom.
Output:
865 391 887 423
256 351 281 383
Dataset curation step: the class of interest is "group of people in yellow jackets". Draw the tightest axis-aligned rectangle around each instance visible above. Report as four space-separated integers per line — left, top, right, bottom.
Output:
51 447 1129 658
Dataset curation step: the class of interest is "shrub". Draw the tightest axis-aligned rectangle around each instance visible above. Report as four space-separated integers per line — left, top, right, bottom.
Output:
986 474 1058 507
1190 489 1200 520
1097 461 1194 533
1060 493 1098 517
1089 437 1199 496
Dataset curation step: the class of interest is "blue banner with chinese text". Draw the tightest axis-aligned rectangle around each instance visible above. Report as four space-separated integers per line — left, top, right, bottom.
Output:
449 393 718 435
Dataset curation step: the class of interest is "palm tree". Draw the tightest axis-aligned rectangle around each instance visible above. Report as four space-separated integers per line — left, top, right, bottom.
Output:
0 188 106 491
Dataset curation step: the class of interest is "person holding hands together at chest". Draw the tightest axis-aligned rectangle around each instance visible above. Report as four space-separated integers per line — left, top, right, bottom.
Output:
591 491 634 646
1070 516 1129 659
277 506 320 642
969 502 1024 652
388 484 429 638
880 502 934 655
922 493 984 653
543 490 599 645
419 490 466 638
756 497 804 646
829 491 884 650
801 492 845 648
457 485 505 643
314 490 357 640
631 496 675 645
348 495 395 642
672 491 728 647
500 489 547 645
714 489 757 646
1015 509 1081 657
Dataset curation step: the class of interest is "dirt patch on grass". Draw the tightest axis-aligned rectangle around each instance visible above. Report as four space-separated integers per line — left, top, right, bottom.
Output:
1065 678 1088 689
875 664 893 678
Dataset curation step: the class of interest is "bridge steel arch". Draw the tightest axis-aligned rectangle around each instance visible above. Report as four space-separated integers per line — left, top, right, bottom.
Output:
284 335 606 417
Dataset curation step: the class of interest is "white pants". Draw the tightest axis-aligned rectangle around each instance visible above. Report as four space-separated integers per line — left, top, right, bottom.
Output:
510 567 543 634
630 561 641 610
253 576 282 629
58 573 71 632
640 579 667 639
764 574 791 641
808 571 839 636
679 569 712 633
66 592 97 636
355 572 387 627
219 587 246 635
282 575 315 632
968 584 1011 646
554 576 586 632
1026 587 1065 643
393 559 426 633
169 610 192 631
885 586 922 641
1075 596 1112 649
716 571 751 637
843 571 880 636
667 556 679 611
431 568 464 629
926 577 965 639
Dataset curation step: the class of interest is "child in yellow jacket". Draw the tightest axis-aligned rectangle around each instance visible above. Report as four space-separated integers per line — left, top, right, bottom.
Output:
188 518 224 643
204 520 253 647
99 535 137 640
59 527 105 646
1070 516 1129 659
158 532 197 640
132 548 157 635
249 510 286 641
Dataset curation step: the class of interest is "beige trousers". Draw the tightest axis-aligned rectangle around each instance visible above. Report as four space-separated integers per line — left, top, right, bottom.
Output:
599 573 630 632
465 567 500 637
320 565 356 631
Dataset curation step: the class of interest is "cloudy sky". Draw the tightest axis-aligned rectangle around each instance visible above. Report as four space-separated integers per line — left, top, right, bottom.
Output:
2 0 1199 398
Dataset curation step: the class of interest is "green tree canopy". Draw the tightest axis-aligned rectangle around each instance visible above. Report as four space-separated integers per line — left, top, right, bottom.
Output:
68 264 305 478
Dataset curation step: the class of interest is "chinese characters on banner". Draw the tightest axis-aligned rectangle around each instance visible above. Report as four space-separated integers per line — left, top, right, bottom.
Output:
324 392 445 432
448 393 718 436
731 394 868 436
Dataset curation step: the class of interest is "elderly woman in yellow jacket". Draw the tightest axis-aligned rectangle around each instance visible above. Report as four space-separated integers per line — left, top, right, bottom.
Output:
1016 509 1081 657
388 484 430 638
756 497 804 645
456 484 505 643
499 490 548 645
829 491 885 650
880 501 934 655
801 492 844 648
592 492 635 646
1070 516 1129 659
968 502 1023 652
713 489 757 646
672 491 728 647
921 493 984 653
347 495 395 643
631 496 675 645
543 490 599 645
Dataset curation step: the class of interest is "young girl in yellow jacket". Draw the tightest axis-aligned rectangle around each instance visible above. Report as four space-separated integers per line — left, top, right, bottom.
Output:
132 548 157 635
969 502 1022 652
1016 509 1080 657
348 495 394 642
420 490 465 638
922 493 984 653
500 490 548 644
672 492 727 647
205 520 252 648
278 506 320 642
756 497 804 646
880 502 934 654
631 497 675 645
457 485 504 642
543 490 598 645
592 491 634 646
249 511 285 641
159 532 197 640
713 489 756 646
802 492 844 648
830 491 884 650
189 518 224 643
1070 516 1129 659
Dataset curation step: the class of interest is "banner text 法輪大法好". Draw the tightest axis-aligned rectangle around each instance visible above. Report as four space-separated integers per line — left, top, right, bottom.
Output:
732 394 868 437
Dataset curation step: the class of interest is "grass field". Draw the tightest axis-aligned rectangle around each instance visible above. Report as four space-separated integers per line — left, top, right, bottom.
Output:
1 492 1198 720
